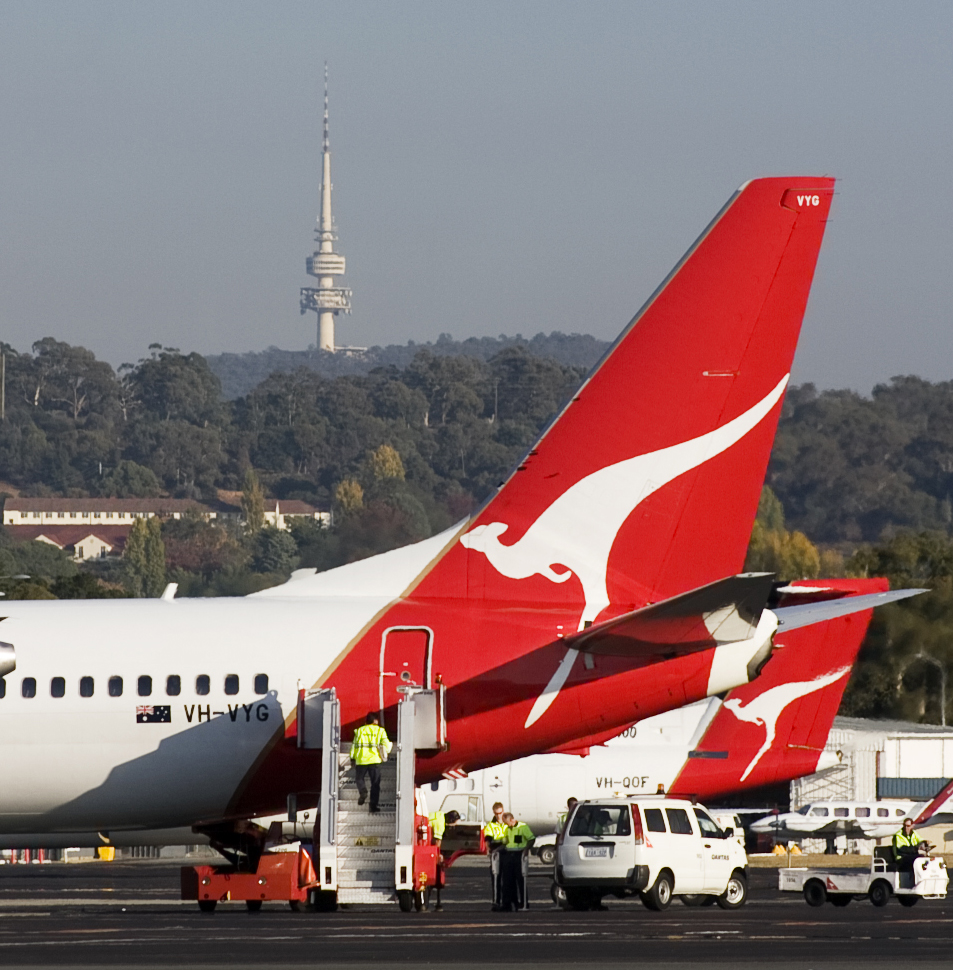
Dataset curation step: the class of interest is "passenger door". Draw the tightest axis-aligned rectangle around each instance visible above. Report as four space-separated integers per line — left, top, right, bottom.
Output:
695 807 732 893
379 627 432 733
664 807 704 892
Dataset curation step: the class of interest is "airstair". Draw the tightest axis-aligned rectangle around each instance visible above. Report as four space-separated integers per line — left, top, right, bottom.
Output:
298 685 446 909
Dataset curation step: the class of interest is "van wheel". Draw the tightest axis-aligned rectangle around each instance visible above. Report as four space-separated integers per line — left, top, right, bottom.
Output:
898 895 919 907
716 872 747 910
564 888 595 911
538 845 557 867
869 880 892 908
830 895 852 907
643 870 674 911
803 879 826 907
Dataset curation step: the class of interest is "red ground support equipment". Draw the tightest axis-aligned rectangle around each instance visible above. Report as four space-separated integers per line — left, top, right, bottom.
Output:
181 848 317 912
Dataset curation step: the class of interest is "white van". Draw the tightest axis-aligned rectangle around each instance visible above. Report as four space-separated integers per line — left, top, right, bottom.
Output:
555 796 748 911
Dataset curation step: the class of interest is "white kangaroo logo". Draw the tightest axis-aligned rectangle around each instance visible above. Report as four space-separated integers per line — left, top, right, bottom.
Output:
722 667 850 781
459 374 789 729
462 374 789 631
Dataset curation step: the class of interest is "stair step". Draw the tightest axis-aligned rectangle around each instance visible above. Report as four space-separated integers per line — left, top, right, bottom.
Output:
337 889 396 905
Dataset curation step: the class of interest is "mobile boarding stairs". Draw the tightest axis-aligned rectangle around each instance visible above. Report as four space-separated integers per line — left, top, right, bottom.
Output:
182 687 480 912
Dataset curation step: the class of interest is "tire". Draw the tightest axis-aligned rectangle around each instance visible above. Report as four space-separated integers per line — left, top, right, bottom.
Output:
414 889 431 912
538 845 557 867
869 880 892 908
803 879 827 908
197 900 217 913
898 895 920 908
245 899 262 912
716 872 747 910
642 870 674 911
310 891 336 913
566 889 592 913
398 890 414 913
830 895 852 907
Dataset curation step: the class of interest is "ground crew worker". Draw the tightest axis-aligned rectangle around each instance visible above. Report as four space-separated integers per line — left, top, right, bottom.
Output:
499 812 535 911
428 809 461 849
555 797 578 835
483 802 507 910
892 817 933 871
349 712 392 813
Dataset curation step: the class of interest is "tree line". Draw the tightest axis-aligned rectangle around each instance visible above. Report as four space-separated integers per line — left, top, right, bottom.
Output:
4 337 953 723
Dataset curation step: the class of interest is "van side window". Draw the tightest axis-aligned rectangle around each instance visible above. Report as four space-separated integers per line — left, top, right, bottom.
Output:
666 808 694 835
166 675 181 696
644 808 666 833
254 674 269 694
694 808 721 837
22 677 36 698
138 676 152 697
196 675 210 696
51 677 65 698
80 677 94 697
224 674 239 695
108 676 123 697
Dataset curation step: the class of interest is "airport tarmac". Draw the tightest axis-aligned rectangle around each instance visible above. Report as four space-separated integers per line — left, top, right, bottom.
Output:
0 861 951 969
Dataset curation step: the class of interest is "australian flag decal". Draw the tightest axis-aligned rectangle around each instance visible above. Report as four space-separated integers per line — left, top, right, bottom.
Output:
136 705 171 724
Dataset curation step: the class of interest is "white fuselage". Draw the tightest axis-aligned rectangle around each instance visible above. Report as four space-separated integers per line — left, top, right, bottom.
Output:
751 800 922 841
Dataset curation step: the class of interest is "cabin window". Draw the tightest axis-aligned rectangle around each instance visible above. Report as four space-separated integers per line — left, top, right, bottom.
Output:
855 807 870 817
666 808 694 835
108 676 123 697
834 807 849 817
21 677 36 698
254 674 269 694
138 675 152 697
166 675 181 696
51 677 65 698
80 676 94 697
809 807 829 817
644 808 667 833
878 808 889 817
896 809 905 816
224 674 239 695
196 675 210 696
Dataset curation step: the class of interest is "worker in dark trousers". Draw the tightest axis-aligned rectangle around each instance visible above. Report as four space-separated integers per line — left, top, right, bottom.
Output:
483 801 507 910
349 712 392 812
499 812 535 911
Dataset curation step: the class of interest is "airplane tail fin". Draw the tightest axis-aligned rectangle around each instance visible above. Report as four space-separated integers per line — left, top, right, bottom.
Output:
914 778 953 826
454 178 835 628
669 578 885 797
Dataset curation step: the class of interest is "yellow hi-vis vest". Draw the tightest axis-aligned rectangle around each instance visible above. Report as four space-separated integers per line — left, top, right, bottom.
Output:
429 811 448 841
892 828 922 861
504 821 535 851
483 820 507 842
349 723 391 766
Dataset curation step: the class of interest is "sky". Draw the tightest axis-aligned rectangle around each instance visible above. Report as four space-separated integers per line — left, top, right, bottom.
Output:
1 1 951 391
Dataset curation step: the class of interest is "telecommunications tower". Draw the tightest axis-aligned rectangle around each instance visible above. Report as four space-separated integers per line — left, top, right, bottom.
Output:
300 64 351 352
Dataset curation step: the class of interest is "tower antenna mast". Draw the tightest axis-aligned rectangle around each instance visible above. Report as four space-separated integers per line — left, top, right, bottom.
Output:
300 62 351 352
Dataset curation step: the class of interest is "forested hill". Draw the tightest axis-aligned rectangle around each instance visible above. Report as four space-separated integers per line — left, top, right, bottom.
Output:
768 377 953 544
205 332 611 399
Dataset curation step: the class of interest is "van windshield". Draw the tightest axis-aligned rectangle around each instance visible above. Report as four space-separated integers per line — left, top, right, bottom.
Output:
569 805 632 838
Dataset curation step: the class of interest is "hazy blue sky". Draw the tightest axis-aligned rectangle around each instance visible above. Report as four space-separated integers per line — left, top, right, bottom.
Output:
1 1 951 390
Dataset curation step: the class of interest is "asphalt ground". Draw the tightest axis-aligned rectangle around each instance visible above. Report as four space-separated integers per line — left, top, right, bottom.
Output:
0 860 951 969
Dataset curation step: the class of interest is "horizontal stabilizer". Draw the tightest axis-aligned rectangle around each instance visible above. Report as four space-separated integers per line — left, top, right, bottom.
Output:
563 573 775 658
774 588 926 632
